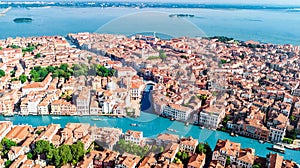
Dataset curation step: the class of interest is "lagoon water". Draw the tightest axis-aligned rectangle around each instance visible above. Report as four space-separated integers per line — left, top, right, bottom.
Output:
0 7 300 44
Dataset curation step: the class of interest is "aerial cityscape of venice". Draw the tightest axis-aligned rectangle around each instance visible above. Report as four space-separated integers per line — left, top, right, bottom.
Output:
0 0 300 167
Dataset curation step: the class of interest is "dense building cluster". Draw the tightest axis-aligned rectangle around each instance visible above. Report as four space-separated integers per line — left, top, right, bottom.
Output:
68 32 300 144
1 32 300 167
0 35 144 117
0 121 297 168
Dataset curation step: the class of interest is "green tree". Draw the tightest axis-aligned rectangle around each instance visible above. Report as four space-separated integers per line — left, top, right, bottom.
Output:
4 160 12 168
35 130 42 135
34 140 51 155
114 139 151 157
220 59 227 64
182 152 189 161
10 44 20 49
30 69 40 82
174 157 182 164
286 129 297 140
253 163 261 168
159 50 167 61
70 141 85 163
283 138 293 144
34 53 41 59
39 68 49 79
1 138 17 150
159 146 164 153
0 142 3 156
176 151 182 158
290 115 296 122
226 156 231 166
46 66 56 73
11 78 18 82
60 63 69 72
222 115 230 128
175 151 190 165
27 152 33 159
59 145 73 165
197 94 208 106
196 143 206 154
0 69 5 78
204 142 212 155
22 45 35 52
53 148 61 167
19 74 27 84
10 70 15 77
211 36 234 43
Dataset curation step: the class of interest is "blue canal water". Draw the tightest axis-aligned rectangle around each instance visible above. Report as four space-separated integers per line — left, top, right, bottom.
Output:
0 85 299 163
0 7 300 45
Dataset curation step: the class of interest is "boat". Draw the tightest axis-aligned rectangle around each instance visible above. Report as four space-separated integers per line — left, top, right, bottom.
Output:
185 122 189 126
200 126 204 129
160 114 167 118
13 18 33 23
230 132 236 137
285 146 300 151
169 14 195 18
52 116 61 120
4 118 11 121
130 123 138 127
167 128 178 133
170 117 175 121
91 118 102 121
267 145 285 154
3 113 13 117
259 140 265 144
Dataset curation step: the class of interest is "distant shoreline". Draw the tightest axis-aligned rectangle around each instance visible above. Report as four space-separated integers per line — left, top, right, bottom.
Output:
1 2 300 10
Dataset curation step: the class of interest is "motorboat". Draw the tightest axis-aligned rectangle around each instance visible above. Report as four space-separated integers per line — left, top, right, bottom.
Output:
130 123 138 127
91 118 102 121
267 145 285 154
167 128 178 132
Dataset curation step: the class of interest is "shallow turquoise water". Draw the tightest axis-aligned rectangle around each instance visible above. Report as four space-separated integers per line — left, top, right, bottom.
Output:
0 7 300 44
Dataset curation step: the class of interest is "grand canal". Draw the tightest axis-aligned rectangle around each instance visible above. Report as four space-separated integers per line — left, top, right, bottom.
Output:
0 85 299 163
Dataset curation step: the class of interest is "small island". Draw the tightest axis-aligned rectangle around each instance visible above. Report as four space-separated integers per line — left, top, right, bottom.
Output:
13 17 33 23
169 14 195 18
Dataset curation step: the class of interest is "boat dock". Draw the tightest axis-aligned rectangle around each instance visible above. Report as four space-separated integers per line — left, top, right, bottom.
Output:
0 7 12 17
